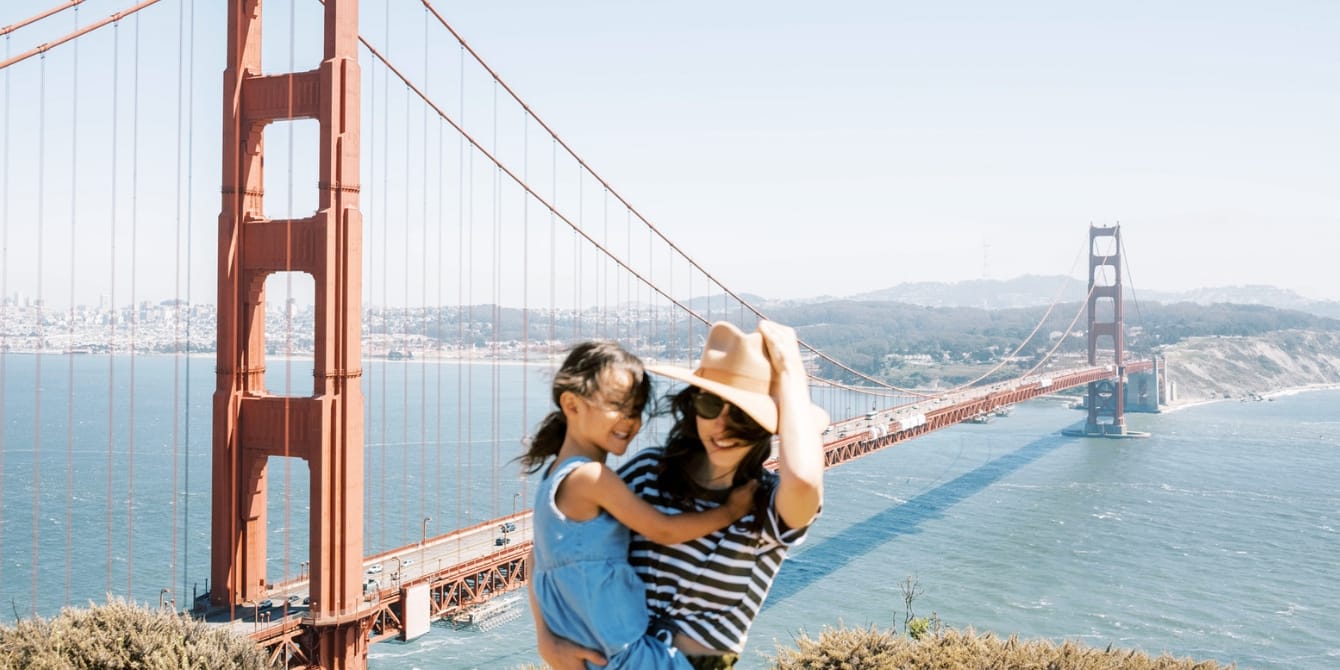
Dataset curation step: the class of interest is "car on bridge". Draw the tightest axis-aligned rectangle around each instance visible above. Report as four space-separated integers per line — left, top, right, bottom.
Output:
366 563 383 574
500 522 517 533
495 537 511 546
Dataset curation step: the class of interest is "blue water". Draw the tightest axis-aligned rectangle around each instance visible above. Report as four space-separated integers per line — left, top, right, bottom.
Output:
2 353 1337 669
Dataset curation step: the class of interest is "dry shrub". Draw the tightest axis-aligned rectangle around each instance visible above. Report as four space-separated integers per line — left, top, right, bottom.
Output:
767 626 1236 670
0 598 277 670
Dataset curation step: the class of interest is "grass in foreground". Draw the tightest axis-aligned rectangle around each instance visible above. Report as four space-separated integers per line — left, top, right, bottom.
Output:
766 625 1235 670
0 599 278 670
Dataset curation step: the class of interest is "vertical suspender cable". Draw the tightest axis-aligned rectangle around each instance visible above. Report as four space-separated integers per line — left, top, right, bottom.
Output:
181 0 196 605
363 43 376 547
435 115 443 522
627 210 633 347
465 106 474 525
520 108 529 511
402 81 411 544
282 0 297 590
420 16 430 542
32 51 46 616
0 32 9 613
491 79 499 516
127 11 141 597
379 10 390 549
104 19 120 599
171 0 185 608
602 188 608 339
455 44 464 542
574 166 582 338
548 138 555 361
64 4 81 607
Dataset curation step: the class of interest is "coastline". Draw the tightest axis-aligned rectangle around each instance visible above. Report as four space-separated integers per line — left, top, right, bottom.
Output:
1161 382 1340 414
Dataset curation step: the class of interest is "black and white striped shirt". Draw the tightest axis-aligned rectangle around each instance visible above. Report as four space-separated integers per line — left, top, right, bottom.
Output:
619 448 813 654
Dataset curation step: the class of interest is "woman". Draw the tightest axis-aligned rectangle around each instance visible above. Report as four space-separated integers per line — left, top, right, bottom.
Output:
521 340 757 670
536 320 829 669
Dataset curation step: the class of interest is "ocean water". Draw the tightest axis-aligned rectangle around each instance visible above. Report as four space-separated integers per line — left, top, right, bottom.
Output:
2 353 1337 669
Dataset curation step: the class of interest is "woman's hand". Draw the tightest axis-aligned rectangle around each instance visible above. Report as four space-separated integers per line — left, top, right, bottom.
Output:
757 320 805 381
536 628 607 669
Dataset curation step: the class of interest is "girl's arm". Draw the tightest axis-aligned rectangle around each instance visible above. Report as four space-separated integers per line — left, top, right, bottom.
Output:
758 320 825 530
559 462 756 545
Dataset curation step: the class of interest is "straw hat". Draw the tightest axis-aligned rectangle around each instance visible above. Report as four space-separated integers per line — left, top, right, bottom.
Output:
647 321 829 434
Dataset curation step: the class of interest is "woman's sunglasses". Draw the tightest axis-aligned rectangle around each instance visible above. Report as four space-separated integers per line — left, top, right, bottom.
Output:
692 390 747 423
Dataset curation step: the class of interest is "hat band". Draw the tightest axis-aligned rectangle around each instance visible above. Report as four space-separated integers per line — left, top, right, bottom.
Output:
696 367 770 395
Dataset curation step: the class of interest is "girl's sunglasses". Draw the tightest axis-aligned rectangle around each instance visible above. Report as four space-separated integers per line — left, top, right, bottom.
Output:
692 390 747 423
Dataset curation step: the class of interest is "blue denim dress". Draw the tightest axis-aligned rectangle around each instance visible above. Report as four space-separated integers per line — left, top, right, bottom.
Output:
532 456 691 670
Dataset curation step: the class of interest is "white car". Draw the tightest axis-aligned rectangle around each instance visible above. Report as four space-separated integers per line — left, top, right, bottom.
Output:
366 563 383 574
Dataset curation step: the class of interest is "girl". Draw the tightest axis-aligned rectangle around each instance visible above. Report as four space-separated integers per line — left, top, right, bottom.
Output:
523 340 757 670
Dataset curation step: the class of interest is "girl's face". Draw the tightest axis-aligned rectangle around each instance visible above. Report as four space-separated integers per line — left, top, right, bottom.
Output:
565 368 644 457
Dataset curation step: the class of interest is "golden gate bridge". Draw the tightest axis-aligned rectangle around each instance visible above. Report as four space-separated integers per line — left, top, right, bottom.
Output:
1 1 1160 667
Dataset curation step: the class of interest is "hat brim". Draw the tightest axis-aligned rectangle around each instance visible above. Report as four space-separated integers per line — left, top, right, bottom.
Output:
647 363 830 435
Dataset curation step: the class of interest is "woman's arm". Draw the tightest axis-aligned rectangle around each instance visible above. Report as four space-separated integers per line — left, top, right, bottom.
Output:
758 320 825 530
560 462 756 545
527 556 607 669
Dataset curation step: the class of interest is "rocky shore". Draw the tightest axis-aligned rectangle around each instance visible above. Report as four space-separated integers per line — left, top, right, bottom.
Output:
1159 330 1340 407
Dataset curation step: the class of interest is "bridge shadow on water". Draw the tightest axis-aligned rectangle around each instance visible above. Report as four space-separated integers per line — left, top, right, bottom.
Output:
765 433 1070 607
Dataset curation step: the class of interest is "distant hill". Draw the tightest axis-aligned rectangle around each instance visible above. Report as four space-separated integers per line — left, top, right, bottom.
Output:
843 275 1340 319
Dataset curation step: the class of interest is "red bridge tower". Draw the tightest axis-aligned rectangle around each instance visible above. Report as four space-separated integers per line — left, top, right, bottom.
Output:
213 0 367 666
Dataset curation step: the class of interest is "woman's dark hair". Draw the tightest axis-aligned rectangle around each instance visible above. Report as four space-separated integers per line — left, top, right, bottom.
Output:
657 385 773 521
519 340 650 474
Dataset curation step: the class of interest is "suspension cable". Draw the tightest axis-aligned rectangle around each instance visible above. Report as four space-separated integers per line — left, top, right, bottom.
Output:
0 0 162 71
0 0 87 38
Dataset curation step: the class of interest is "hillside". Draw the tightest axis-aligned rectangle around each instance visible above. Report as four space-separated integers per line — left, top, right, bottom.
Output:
838 275 1340 320
1160 330 1340 405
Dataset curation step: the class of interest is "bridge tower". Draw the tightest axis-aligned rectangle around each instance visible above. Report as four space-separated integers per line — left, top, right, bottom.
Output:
213 0 367 666
1081 224 1128 436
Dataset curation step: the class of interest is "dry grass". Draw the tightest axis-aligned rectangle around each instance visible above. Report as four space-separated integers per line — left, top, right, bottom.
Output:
0 598 277 670
767 625 1236 670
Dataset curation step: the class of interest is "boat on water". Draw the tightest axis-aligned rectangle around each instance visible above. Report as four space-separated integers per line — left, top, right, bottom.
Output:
448 595 523 631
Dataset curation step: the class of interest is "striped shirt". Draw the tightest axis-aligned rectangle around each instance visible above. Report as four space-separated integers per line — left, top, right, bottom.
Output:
619 449 814 654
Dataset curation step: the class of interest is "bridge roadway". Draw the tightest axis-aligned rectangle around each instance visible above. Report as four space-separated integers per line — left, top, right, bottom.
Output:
234 360 1148 662
218 511 534 662
808 361 1152 468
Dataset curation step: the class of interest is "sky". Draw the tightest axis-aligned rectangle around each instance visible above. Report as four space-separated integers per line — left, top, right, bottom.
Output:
3 0 1337 307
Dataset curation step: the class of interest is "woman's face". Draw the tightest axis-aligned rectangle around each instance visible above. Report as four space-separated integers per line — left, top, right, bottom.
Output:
693 396 757 475
566 368 644 457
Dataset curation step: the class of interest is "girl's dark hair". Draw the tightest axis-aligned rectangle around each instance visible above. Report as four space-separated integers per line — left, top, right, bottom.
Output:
657 386 773 522
519 340 650 474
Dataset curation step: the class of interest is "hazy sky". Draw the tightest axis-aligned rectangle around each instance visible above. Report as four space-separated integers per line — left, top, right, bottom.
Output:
3 1 1337 305
438 1 1339 301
